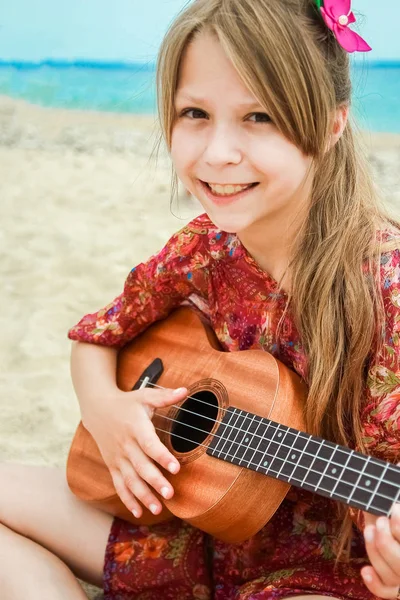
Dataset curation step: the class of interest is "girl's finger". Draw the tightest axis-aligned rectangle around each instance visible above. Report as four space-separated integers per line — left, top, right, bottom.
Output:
361 565 399 599
364 510 378 529
135 419 180 475
124 443 175 500
390 503 400 543
364 523 400 586
110 467 143 518
375 516 400 579
142 386 188 409
119 457 164 516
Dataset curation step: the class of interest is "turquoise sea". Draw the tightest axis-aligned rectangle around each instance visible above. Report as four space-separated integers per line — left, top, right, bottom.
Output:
0 60 399 133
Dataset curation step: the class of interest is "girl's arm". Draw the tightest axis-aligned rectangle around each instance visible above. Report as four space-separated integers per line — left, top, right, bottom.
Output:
70 340 119 430
67 217 212 515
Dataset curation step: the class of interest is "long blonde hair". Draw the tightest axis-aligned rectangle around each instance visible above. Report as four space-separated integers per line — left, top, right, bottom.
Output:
155 0 400 558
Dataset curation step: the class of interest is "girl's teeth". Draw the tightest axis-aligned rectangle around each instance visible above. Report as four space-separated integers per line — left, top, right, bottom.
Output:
208 183 253 195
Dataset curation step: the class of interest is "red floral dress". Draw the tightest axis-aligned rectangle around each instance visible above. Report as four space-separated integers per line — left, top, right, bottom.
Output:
68 213 400 600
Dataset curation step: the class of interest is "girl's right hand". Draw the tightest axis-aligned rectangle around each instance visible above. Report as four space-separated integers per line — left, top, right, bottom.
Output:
84 386 188 518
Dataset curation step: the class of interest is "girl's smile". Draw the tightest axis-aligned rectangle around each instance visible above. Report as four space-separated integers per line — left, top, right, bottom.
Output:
198 180 260 206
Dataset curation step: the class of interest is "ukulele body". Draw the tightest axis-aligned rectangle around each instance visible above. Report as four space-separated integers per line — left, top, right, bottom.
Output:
67 308 308 543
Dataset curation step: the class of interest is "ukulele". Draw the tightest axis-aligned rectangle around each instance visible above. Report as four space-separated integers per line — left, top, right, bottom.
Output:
67 307 400 543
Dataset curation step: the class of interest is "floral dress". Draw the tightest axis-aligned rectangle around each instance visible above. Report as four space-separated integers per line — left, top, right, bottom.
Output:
68 213 400 600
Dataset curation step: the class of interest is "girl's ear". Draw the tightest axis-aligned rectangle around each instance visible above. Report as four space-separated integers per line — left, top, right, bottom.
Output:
329 104 350 149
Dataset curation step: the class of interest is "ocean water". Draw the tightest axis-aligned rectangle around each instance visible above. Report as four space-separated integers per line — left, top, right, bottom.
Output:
0 60 399 133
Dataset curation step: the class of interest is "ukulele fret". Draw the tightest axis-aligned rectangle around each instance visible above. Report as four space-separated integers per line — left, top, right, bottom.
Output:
237 413 268 468
214 408 243 460
261 422 293 475
207 407 400 516
368 463 400 514
235 412 257 465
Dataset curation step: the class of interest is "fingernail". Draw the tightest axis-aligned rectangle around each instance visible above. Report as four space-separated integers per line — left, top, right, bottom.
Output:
376 517 388 531
149 503 159 515
168 462 179 474
173 387 187 395
363 571 372 583
161 486 170 499
132 509 140 518
364 526 374 543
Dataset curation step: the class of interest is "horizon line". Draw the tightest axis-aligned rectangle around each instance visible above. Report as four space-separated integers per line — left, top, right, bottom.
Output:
0 59 156 70
0 58 400 69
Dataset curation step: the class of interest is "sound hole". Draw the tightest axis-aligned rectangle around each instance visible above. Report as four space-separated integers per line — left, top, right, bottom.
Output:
170 391 219 453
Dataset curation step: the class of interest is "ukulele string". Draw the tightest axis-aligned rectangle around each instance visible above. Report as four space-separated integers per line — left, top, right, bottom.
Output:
153 415 397 507
145 382 399 481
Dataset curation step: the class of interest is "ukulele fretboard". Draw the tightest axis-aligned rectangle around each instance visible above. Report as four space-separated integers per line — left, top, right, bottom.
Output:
206 407 400 516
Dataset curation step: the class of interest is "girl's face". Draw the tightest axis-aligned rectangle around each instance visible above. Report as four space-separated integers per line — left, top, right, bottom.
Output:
170 31 314 235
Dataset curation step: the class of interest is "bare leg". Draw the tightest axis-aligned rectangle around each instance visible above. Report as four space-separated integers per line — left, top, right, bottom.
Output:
0 463 113 594
0 464 346 599
0 523 89 599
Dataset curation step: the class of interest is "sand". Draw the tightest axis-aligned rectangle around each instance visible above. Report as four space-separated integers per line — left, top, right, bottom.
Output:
0 94 399 597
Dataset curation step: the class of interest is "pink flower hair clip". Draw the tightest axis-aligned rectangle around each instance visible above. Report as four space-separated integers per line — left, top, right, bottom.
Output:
314 0 372 53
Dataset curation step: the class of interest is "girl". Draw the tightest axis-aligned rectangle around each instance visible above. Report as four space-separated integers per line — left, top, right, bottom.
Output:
1 0 400 598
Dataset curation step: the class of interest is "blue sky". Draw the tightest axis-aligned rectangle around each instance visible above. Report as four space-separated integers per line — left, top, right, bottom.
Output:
1 0 399 63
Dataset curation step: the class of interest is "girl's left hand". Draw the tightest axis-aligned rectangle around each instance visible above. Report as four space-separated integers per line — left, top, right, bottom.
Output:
362 502 400 598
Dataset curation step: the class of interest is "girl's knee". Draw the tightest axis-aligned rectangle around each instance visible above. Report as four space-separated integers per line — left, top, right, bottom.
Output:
0 463 110 588
0 523 88 599
0 463 63 531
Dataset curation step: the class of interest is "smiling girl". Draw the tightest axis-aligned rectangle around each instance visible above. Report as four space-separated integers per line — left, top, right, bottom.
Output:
1 0 400 599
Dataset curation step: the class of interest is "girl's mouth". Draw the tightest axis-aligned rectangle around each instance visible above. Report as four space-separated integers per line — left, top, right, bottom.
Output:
199 180 259 205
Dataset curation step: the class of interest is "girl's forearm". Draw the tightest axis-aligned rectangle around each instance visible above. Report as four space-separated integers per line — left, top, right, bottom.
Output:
70 341 119 428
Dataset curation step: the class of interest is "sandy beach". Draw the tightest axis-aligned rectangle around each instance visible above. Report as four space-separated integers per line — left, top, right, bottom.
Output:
1 94 399 597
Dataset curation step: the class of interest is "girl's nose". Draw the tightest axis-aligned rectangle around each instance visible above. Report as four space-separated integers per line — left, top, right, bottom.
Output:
203 126 243 167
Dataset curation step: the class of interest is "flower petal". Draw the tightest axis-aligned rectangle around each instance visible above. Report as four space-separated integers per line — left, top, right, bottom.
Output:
320 7 335 31
334 24 372 53
348 11 356 25
323 0 351 19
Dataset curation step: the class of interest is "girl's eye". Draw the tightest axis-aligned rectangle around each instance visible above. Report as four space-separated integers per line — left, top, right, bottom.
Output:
180 108 207 119
178 109 271 123
248 112 272 123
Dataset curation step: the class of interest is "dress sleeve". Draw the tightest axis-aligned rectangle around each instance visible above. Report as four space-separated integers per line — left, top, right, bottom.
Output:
67 219 212 349
362 247 400 462
350 245 400 530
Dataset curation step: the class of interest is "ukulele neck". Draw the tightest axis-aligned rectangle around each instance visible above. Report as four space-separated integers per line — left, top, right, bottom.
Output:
207 406 400 516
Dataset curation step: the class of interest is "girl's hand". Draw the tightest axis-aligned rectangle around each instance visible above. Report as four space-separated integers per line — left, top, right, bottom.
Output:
362 502 400 599
85 385 188 518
